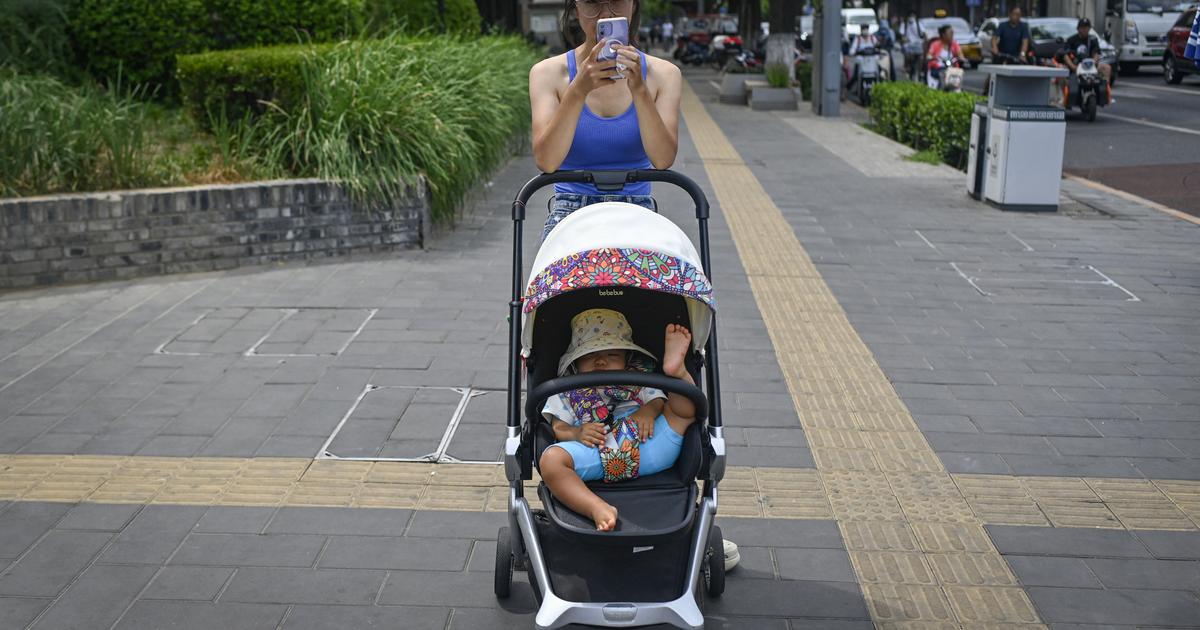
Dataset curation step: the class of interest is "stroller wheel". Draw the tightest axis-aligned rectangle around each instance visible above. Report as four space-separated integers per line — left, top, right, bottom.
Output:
704 525 725 597
494 527 514 598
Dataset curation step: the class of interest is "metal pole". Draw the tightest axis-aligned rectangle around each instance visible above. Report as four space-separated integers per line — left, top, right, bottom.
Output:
812 2 841 116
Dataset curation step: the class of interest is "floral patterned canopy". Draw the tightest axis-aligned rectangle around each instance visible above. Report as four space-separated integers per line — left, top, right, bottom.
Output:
521 202 715 357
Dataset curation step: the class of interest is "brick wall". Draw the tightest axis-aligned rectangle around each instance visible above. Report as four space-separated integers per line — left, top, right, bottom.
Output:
0 179 427 290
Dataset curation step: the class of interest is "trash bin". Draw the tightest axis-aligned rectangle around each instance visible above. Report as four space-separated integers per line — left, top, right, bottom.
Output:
974 65 1068 212
966 102 987 200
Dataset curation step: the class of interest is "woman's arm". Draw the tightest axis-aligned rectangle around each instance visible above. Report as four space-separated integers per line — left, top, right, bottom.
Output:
530 42 616 173
618 49 681 170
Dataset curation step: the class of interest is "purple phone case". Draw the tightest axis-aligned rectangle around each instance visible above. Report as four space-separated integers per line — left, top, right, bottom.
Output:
597 17 628 61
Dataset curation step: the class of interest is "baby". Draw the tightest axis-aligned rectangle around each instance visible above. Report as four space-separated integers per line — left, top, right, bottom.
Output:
539 308 698 531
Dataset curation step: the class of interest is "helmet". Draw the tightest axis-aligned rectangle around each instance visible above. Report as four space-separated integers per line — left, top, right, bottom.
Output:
1077 17 1091 28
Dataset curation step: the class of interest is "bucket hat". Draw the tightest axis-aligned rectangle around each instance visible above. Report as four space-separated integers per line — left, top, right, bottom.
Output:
557 309 656 376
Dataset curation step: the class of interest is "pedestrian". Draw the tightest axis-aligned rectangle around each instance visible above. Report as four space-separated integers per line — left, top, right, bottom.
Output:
992 6 1031 63
661 18 674 52
900 10 924 81
650 20 662 47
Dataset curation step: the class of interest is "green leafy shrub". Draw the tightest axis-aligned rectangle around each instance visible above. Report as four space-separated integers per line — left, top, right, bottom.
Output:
794 61 812 101
765 63 790 88
869 81 980 169
365 0 482 35
67 0 209 96
0 70 161 196
206 0 365 47
177 44 334 130
0 0 79 80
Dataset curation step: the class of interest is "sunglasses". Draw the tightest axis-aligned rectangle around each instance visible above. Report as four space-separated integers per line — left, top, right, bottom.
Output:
575 0 632 18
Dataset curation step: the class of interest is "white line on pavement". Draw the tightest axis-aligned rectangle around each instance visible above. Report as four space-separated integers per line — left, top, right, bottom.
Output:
1099 112 1200 136
1118 81 1200 97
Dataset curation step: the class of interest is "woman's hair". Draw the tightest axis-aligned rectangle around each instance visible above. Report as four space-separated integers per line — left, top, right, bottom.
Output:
938 24 953 37
560 0 642 49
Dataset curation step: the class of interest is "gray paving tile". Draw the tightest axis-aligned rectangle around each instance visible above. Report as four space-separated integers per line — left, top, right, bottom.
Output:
1027 586 1200 626
0 530 112 596
1084 557 1200 590
30 563 156 630
987 525 1150 558
1130 457 1200 481
786 622 874 630
220 567 386 605
141 566 235 600
773 548 856 583
195 507 277 534
0 502 72 558
445 605 539 630
99 505 207 565
378 570 536 609
1048 436 1185 458
1131 530 1200 560
55 503 142 532
0 597 49 628
282 604 450 629
171 533 326 567
925 432 1055 455
937 452 1015 475
405 510 503 540
1005 556 1103 588
707 578 868 619
318 536 471 571
728 445 814 468
115 601 287 630
1002 454 1143 478
265 507 410 536
728 546 775 580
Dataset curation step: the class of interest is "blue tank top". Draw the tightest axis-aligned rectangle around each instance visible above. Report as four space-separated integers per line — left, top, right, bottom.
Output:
553 50 653 196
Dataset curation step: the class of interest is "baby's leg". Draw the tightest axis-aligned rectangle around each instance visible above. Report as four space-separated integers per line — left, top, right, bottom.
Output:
539 447 618 531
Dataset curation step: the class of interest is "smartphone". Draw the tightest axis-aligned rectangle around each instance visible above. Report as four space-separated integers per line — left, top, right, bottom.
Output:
596 17 629 62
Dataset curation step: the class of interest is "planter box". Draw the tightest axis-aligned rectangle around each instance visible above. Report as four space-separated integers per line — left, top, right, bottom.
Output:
748 85 799 111
0 178 428 290
719 73 756 104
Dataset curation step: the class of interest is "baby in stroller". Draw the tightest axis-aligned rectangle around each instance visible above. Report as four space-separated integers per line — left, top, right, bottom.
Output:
540 308 697 531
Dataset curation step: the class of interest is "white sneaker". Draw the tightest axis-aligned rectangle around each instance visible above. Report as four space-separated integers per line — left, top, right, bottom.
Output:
723 539 740 571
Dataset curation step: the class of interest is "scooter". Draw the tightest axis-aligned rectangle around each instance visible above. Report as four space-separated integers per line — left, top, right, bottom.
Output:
710 34 745 69
1063 57 1111 122
927 57 964 92
724 48 763 72
849 45 882 106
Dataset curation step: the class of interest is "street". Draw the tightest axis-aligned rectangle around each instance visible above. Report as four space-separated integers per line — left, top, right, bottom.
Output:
962 66 1200 216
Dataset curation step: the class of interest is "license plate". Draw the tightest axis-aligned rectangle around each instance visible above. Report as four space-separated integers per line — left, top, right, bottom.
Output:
1148 49 1164 56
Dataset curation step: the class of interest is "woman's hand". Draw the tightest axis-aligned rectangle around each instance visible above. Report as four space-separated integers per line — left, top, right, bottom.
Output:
573 39 624 96
615 45 647 95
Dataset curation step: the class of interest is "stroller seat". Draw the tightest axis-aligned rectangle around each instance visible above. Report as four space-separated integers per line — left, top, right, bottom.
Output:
533 420 704 545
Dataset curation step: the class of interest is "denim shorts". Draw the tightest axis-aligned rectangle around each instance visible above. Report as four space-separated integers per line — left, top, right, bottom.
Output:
548 415 683 482
542 193 658 241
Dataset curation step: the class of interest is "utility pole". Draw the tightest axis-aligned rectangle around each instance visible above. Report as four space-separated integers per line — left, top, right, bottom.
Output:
812 0 841 116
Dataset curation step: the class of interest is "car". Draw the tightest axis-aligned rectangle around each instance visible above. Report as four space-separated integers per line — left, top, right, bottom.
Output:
921 16 983 67
1163 6 1199 83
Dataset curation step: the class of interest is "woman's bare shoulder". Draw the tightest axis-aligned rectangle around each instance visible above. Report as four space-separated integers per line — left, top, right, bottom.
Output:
644 54 681 78
530 54 569 79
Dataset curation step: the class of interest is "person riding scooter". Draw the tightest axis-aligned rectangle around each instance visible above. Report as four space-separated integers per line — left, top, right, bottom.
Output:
846 23 884 104
1059 18 1112 97
926 24 968 90
1055 18 1113 120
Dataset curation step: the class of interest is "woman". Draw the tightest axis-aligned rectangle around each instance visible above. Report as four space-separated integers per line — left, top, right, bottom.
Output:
926 24 968 88
528 0 682 240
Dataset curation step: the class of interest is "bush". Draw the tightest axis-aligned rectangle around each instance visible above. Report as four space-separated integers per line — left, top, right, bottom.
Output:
68 0 365 97
794 61 812 101
0 0 79 80
192 34 537 221
67 0 210 96
0 70 161 196
177 44 334 129
869 81 980 169
365 0 482 35
765 63 790 88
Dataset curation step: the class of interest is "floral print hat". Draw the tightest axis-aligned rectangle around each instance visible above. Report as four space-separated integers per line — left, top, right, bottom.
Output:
557 308 657 376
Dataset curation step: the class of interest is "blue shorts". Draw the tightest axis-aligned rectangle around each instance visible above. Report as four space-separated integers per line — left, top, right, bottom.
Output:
542 193 658 241
549 415 683 482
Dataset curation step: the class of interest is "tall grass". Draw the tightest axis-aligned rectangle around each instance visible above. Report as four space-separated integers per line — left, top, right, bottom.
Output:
252 34 538 220
0 71 161 196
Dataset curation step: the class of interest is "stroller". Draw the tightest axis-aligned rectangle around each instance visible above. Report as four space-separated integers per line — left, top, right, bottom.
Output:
495 170 728 629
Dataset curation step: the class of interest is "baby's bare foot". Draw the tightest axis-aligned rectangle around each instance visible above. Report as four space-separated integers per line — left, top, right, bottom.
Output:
663 324 692 379
592 502 618 531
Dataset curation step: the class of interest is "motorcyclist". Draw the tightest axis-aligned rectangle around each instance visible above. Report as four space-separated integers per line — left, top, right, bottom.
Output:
1062 18 1111 85
846 23 878 84
927 24 968 88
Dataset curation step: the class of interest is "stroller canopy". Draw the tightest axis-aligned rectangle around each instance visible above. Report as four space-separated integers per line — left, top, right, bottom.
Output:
522 202 716 358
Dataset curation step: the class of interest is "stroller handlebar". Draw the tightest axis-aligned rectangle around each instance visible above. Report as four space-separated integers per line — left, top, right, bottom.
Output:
525 371 709 426
512 170 710 220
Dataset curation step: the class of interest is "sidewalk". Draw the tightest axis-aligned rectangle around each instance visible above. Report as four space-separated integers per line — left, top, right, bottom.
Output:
0 67 1196 629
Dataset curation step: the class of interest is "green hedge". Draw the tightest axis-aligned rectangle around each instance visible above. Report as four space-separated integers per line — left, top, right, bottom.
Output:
0 0 79 80
868 81 980 170
366 0 481 35
177 44 334 128
66 0 366 96
794 61 812 101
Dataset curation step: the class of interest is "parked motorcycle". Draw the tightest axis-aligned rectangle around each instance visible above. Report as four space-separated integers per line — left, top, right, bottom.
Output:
724 48 763 72
710 34 745 69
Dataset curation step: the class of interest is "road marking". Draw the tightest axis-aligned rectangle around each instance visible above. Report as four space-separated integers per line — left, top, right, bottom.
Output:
1099 112 1200 136
677 81 1045 626
1065 174 1200 226
1118 81 1200 96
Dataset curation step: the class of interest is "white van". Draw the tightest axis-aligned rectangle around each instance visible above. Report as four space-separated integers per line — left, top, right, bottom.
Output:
842 8 879 41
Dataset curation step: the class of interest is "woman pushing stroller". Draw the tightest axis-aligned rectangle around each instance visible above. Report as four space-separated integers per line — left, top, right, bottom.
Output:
540 309 697 531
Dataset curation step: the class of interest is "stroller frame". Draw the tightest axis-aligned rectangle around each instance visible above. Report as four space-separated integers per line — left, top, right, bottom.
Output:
500 170 727 629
